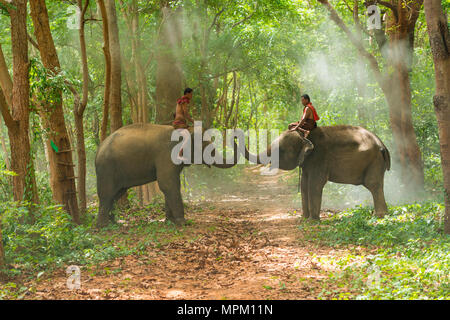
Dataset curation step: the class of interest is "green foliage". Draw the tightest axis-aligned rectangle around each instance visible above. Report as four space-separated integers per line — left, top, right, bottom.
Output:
0 169 15 202
299 203 450 299
0 201 182 278
302 202 445 246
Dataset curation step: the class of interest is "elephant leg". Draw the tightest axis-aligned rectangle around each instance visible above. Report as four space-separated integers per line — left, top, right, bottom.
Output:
301 170 310 218
307 175 327 220
365 182 388 218
364 164 388 218
158 171 186 226
96 181 116 228
97 196 114 228
164 198 175 223
110 188 127 223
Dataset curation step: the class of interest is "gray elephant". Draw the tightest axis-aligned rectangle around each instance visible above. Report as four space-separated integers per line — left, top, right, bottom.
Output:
95 123 237 228
244 125 391 219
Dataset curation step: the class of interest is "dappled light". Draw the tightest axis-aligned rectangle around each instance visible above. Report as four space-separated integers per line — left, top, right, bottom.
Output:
0 0 449 302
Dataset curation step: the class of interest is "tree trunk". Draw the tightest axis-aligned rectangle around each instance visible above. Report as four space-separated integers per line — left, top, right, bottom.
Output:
69 0 90 216
122 1 160 204
155 4 183 124
384 1 424 191
318 0 425 193
105 0 123 133
97 0 111 142
30 0 80 223
105 0 128 207
424 0 450 234
0 1 38 204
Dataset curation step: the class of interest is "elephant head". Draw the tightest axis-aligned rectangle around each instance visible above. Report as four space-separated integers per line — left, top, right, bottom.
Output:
244 130 314 170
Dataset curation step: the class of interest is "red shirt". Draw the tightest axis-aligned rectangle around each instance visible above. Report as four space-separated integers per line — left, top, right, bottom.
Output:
177 95 190 105
303 103 320 121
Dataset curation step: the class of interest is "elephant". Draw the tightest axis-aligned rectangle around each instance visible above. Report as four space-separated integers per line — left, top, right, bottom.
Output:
95 123 238 228
244 125 391 219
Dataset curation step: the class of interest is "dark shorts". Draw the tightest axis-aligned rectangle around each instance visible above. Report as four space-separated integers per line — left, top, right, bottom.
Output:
300 119 317 131
172 120 188 129
289 119 317 131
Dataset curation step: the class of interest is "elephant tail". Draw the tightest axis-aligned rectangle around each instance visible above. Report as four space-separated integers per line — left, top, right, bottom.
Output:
372 132 391 171
381 147 391 171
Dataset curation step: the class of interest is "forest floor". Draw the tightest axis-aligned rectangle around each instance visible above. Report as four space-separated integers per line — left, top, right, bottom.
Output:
23 165 355 300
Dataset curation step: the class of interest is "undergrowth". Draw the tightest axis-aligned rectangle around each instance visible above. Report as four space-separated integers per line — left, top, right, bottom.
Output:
0 199 185 299
299 202 449 300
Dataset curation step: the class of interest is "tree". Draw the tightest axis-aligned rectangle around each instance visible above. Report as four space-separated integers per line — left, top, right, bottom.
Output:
30 0 80 223
120 0 160 205
423 0 450 234
105 0 123 133
97 0 111 142
95 0 128 208
317 0 425 192
0 0 38 203
66 0 91 215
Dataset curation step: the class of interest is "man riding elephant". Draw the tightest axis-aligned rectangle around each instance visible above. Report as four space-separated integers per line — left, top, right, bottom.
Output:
173 87 195 130
173 87 195 162
288 94 320 138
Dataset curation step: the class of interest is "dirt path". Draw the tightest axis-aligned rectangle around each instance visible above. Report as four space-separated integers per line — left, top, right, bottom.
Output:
29 166 343 300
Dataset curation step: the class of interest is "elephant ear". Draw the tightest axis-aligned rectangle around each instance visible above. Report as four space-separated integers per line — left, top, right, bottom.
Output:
297 137 314 167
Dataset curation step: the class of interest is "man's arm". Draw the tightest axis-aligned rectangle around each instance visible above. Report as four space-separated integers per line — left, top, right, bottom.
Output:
291 107 312 130
298 107 312 127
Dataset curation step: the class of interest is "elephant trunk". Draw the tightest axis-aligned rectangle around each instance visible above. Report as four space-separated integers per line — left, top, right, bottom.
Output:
211 139 240 168
244 145 271 165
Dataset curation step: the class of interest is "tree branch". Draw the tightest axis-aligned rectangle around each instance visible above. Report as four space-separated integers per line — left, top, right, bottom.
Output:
367 0 399 22
208 7 225 34
318 0 386 90
342 0 353 14
28 33 39 50
231 4 258 29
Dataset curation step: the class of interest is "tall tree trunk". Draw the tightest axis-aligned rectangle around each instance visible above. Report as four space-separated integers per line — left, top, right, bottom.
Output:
0 1 38 204
104 0 127 207
68 0 90 216
318 0 425 193
30 0 80 223
384 1 424 191
424 0 450 234
155 3 183 124
97 0 111 142
105 0 123 133
122 0 160 204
